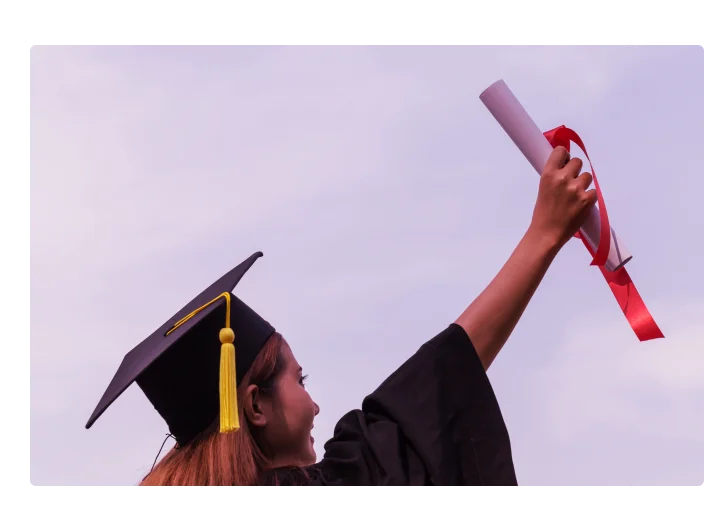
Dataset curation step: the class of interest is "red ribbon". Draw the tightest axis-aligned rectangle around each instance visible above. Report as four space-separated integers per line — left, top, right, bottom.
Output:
543 126 664 342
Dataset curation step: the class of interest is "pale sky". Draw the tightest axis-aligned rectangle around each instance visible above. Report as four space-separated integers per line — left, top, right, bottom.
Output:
30 45 704 485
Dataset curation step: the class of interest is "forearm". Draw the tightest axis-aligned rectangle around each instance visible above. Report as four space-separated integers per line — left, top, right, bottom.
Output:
455 227 561 370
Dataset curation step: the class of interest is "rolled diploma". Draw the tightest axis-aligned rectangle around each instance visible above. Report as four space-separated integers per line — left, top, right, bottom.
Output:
479 80 632 272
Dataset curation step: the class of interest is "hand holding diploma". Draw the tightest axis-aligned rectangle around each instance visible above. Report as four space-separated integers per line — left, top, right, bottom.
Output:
531 146 598 250
479 80 663 342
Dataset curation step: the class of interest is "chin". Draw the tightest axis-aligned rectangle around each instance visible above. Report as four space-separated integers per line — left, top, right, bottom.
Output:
305 449 317 465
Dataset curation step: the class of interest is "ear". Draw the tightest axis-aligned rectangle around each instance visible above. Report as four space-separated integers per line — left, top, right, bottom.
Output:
242 384 268 428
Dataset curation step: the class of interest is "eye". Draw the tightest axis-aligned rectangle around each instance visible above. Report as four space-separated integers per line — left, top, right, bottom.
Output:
299 374 308 387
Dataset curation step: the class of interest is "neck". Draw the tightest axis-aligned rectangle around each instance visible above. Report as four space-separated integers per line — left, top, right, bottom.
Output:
266 454 307 471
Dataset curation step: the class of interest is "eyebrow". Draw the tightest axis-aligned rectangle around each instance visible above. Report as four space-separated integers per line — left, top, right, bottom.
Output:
296 366 302 373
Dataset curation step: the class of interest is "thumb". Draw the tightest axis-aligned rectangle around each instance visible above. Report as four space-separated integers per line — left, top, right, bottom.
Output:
543 146 570 174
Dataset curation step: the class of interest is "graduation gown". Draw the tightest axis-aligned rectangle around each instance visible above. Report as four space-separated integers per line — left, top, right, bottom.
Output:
262 324 517 485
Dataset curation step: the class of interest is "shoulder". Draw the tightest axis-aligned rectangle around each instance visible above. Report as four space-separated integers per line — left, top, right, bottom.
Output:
258 408 395 486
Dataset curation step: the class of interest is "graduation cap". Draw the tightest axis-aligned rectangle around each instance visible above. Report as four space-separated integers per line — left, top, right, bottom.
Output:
85 251 275 446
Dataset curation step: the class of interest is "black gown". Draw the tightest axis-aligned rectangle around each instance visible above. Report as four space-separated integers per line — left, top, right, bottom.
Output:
262 324 518 485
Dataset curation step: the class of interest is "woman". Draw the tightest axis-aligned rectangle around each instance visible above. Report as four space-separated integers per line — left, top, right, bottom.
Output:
86 146 595 485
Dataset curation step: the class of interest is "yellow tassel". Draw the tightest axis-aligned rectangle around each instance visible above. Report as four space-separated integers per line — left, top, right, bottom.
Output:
219 327 239 433
166 291 240 434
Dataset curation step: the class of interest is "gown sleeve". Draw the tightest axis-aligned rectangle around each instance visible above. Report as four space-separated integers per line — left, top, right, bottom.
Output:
263 324 517 486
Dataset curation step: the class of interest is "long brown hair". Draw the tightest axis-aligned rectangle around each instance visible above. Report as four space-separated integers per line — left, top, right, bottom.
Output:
140 332 285 486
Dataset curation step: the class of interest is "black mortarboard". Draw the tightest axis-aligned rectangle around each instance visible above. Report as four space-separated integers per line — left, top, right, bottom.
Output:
85 251 275 446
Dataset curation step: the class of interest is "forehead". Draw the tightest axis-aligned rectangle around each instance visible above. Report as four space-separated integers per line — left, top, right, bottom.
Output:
279 338 301 371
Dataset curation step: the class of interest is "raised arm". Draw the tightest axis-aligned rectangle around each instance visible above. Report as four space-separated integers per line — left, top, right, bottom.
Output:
456 146 597 370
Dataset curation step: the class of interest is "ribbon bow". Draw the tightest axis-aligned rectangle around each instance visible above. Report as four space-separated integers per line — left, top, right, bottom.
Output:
544 126 664 342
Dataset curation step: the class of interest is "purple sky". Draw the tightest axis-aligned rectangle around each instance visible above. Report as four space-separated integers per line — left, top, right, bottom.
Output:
30 46 704 485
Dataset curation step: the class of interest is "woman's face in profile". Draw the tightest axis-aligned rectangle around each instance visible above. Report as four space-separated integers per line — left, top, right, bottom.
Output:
258 339 320 466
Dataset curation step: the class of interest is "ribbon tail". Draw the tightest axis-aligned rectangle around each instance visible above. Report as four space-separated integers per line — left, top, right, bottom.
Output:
575 230 663 341
599 265 665 342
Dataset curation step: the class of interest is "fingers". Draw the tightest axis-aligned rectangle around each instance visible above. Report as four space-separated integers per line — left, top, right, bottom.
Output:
563 157 583 178
544 146 570 172
575 171 593 190
583 188 598 207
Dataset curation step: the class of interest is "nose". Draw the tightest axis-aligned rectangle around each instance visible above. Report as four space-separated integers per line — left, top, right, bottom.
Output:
314 401 320 416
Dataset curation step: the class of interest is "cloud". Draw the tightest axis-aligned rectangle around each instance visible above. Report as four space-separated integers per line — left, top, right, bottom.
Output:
535 297 704 445
516 299 704 485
